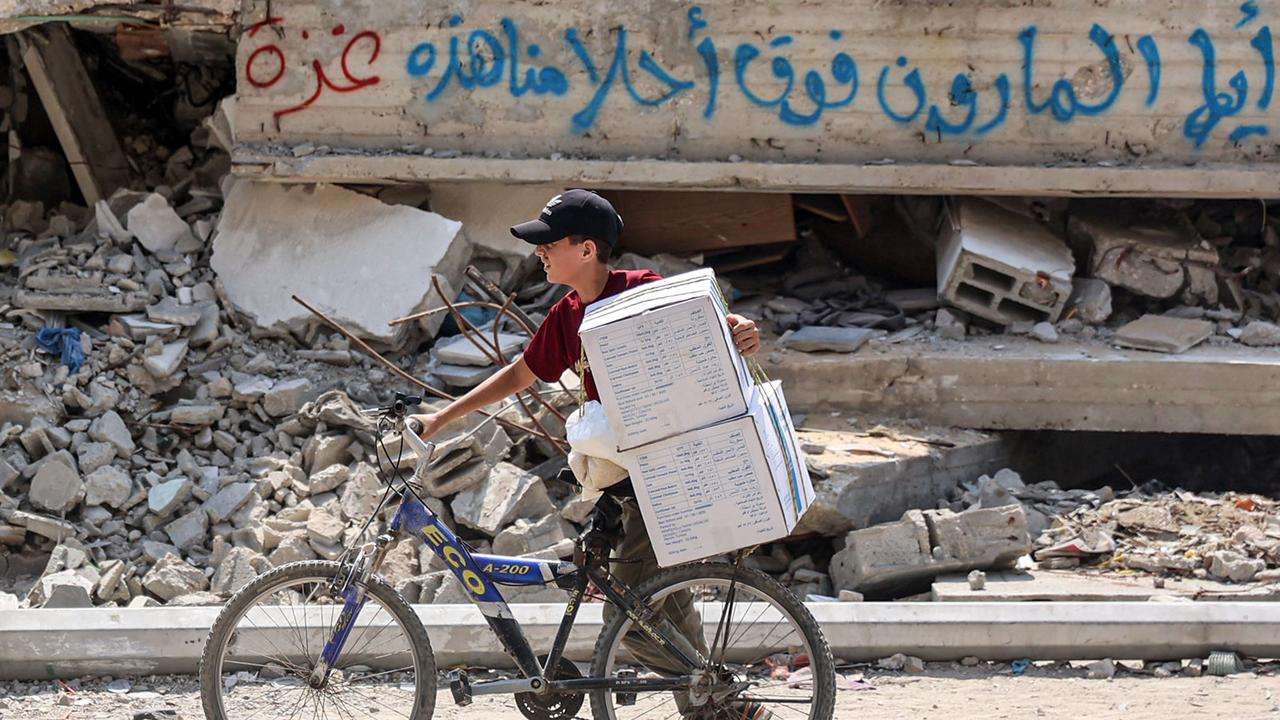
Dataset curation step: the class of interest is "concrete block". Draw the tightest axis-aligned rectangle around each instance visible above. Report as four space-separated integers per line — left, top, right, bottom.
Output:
452 462 554 536
928 506 1031 569
142 554 208 601
829 505 1030 595
126 193 194 254
829 510 932 594
29 461 85 514
211 181 472 344
937 199 1074 326
1069 209 1219 301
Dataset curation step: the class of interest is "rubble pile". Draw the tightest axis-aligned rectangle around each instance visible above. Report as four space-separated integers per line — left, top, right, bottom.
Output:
0 148 589 610
1042 490 1280 583
738 196 1280 356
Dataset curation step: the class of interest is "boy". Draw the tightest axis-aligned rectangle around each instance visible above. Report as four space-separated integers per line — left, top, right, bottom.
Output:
411 189 761 709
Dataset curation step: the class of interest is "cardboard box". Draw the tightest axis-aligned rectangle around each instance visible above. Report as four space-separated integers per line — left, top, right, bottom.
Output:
580 269 753 451
624 381 815 567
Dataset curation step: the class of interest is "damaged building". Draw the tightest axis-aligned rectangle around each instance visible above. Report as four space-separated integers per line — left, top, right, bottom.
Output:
1 0 1279 641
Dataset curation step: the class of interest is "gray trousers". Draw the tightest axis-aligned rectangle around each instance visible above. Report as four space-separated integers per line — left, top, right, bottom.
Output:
603 499 710 677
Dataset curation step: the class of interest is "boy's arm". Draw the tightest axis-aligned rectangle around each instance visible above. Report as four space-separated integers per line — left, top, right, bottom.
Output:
410 356 539 439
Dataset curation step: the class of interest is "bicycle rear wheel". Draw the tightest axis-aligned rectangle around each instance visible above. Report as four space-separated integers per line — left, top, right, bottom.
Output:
589 561 835 720
198 560 436 720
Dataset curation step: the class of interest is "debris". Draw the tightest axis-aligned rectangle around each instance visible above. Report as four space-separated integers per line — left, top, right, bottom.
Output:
1206 650 1244 676
1086 658 1116 679
967 569 986 590
1028 322 1058 343
777 326 876 353
933 308 966 341
1239 320 1280 347
1112 314 1213 354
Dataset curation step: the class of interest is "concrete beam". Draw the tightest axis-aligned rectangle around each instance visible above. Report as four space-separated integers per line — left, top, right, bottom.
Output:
770 336 1280 435
3 602 1277 679
18 25 130 205
231 151 1280 199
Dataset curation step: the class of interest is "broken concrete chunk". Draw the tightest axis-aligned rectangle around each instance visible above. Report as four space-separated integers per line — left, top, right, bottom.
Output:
1112 314 1213 354
165 508 208 550
126 193 196 254
263 378 314 417
434 333 528 366
1070 209 1218 301
492 515 574 556
148 476 193 517
431 364 498 388
170 403 226 426
1239 320 1280 347
829 505 1030 595
777 326 876 353
307 464 350 495
211 547 269 595
9 510 75 541
84 466 132 508
89 410 135 455
142 553 209 601
30 462 85 514
1066 278 1112 325
76 442 116 475
306 508 346 545
451 462 554 536
204 482 256 524
146 296 202 327
144 339 189 378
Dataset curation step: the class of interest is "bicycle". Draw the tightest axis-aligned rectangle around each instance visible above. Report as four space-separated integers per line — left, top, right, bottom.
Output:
198 392 835 720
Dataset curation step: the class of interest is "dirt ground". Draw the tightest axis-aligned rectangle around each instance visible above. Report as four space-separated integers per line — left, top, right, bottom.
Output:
3 664 1278 720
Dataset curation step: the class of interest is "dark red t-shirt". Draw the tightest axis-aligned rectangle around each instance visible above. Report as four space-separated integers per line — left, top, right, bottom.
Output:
523 269 662 402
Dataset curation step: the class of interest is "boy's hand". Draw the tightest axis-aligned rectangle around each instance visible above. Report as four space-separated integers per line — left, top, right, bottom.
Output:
408 412 446 441
726 314 761 357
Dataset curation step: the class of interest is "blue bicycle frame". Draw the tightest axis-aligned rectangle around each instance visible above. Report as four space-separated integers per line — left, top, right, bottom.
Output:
316 425 704 693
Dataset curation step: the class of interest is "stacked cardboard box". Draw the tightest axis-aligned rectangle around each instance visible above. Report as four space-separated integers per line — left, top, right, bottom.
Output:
580 270 815 566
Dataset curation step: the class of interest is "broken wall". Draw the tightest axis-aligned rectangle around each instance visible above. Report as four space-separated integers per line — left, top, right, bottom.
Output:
234 0 1280 195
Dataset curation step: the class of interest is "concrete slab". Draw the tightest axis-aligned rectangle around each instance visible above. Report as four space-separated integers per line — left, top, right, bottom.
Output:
768 335 1280 435
3 602 1279 678
427 182 561 259
1113 314 1214 354
795 419 1014 535
210 181 471 344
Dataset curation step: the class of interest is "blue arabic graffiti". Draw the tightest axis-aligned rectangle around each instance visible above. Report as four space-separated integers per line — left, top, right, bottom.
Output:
396 5 1279 148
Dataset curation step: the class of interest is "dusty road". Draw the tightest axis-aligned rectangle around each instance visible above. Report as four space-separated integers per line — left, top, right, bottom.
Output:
3 665 1277 720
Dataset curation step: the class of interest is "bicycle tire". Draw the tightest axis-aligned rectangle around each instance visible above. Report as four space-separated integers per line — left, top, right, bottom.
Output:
198 559 437 720
588 561 836 720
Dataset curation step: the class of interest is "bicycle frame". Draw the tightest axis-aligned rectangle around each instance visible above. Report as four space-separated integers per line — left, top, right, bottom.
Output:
316 424 708 697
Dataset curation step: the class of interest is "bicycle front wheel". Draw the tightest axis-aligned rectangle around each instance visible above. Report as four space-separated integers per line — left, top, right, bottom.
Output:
589 561 836 720
198 559 436 720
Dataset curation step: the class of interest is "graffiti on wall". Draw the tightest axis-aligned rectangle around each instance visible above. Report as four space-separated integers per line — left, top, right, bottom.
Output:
241 3 1277 149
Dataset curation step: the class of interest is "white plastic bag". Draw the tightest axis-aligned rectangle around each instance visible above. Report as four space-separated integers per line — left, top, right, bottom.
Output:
565 400 629 498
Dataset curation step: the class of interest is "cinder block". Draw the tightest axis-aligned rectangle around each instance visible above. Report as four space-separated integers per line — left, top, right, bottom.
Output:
937 199 1075 326
829 505 1031 595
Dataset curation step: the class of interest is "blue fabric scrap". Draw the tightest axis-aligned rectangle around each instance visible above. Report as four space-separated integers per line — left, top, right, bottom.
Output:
35 327 85 374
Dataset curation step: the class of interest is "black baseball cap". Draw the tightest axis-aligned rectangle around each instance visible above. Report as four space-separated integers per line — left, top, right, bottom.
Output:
510 189 624 248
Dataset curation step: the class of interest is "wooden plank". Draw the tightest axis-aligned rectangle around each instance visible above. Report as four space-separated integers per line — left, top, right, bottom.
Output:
794 194 848 222
18 25 130 205
598 190 795 256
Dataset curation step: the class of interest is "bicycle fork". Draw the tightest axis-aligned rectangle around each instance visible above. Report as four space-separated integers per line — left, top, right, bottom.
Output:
309 533 395 687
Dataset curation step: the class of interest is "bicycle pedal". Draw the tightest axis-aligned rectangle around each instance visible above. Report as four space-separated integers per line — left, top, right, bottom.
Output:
614 668 637 706
448 669 473 706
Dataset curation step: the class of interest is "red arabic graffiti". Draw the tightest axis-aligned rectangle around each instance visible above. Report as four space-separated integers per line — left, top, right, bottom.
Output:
243 16 383 119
